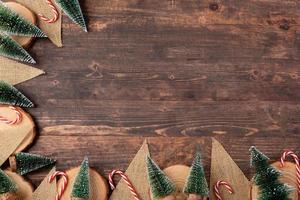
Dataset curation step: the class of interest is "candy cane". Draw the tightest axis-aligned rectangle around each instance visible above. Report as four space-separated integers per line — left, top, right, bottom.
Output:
280 150 300 194
214 180 234 200
0 106 22 125
48 171 68 200
38 0 59 23
109 170 141 200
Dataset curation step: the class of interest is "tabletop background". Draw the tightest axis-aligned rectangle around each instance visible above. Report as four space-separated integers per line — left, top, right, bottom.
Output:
15 0 300 187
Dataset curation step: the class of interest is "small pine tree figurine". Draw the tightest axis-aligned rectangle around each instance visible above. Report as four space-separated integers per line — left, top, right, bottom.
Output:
183 152 209 200
0 169 17 199
0 2 46 37
55 0 87 32
250 146 292 200
146 156 176 200
0 34 36 64
0 81 34 107
71 157 90 200
10 152 56 175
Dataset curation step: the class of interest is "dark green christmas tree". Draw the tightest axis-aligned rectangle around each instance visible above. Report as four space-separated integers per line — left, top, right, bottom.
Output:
15 152 56 175
146 156 176 200
0 81 34 107
0 34 35 64
250 146 292 200
71 157 90 200
55 0 87 32
0 2 46 37
183 152 209 197
0 169 17 195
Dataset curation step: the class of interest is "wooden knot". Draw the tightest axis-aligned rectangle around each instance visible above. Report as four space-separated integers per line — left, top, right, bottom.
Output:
279 19 290 30
209 3 219 11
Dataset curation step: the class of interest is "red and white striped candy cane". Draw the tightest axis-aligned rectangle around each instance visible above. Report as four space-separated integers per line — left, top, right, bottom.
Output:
0 106 22 125
280 150 300 194
109 170 141 200
214 180 234 200
48 171 68 200
38 0 59 23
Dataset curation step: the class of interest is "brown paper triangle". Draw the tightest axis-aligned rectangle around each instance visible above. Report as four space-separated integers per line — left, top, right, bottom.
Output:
109 139 151 200
32 167 57 200
210 138 250 200
0 57 44 85
15 0 62 47
0 105 36 166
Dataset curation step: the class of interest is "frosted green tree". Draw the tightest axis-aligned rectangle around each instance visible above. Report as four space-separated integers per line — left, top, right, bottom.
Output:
71 157 90 200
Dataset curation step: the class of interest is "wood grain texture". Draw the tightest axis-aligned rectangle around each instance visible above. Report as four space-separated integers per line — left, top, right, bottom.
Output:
9 0 300 193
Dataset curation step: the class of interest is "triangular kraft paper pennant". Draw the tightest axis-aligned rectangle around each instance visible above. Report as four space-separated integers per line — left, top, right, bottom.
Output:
15 0 62 47
210 138 250 200
109 139 151 200
0 106 35 166
32 167 57 200
0 57 44 85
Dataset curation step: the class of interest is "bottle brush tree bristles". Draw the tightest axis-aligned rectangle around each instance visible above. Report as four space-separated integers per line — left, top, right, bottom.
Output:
0 169 17 195
250 146 292 200
71 157 90 200
0 2 46 37
146 156 176 200
14 152 56 175
183 152 209 198
0 34 36 64
55 0 87 32
0 81 34 107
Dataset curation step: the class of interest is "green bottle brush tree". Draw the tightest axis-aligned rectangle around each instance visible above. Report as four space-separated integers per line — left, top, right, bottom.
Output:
71 157 90 200
0 169 17 197
146 156 176 200
0 33 36 64
10 152 56 175
55 0 87 32
183 151 209 199
250 146 292 200
0 2 46 37
0 81 34 107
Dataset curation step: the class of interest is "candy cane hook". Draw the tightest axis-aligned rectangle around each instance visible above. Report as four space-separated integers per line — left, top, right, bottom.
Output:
38 0 59 23
109 170 141 200
0 106 22 125
48 171 68 200
214 180 234 200
280 150 300 194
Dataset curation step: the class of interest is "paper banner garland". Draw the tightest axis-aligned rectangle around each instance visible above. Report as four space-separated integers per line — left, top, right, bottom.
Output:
0 105 36 166
109 140 151 200
209 138 250 200
32 167 57 200
0 57 44 85
15 0 62 47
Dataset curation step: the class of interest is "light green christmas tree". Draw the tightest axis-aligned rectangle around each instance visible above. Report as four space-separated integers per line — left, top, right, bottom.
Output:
0 33 36 64
15 152 56 175
0 169 17 195
55 0 87 32
0 81 34 107
183 152 209 198
0 2 46 37
250 146 292 200
146 156 176 200
71 157 90 200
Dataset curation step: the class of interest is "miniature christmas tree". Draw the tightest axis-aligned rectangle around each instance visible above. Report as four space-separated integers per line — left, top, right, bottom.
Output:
0 169 17 196
146 156 176 200
0 2 46 37
250 146 292 200
71 157 90 200
12 152 56 175
0 34 36 64
0 81 34 107
183 152 209 198
55 0 87 31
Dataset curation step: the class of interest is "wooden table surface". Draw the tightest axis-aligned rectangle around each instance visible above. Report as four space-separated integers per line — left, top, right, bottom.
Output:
17 0 300 186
